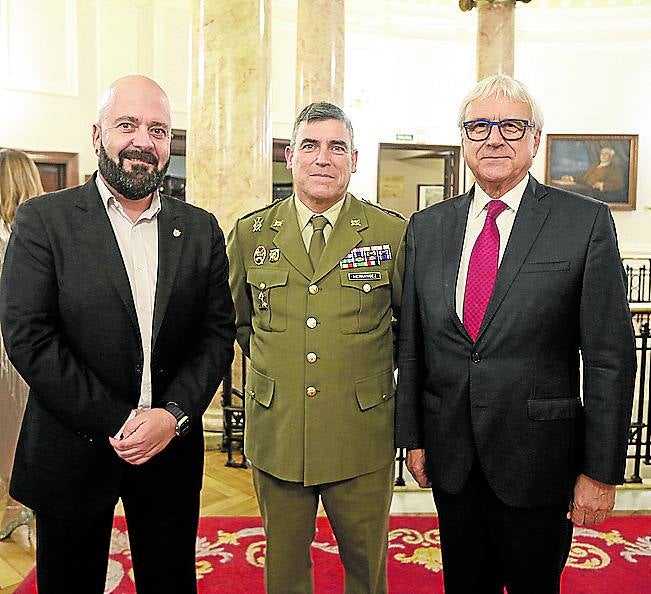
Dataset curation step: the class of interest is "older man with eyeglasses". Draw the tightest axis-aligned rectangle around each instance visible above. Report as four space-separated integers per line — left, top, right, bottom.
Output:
396 74 636 594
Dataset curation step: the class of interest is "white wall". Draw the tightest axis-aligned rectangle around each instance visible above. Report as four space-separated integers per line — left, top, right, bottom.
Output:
1 0 649 253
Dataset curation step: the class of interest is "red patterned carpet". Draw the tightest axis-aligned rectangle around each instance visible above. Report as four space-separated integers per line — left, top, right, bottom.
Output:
15 515 651 593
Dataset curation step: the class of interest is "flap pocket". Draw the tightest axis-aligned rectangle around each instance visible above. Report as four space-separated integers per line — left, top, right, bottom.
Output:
340 269 390 292
355 369 395 411
246 366 275 408
423 390 442 413
527 397 580 421
247 268 289 290
521 260 570 273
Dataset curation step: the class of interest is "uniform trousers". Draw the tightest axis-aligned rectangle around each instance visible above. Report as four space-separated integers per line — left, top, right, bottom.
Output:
253 463 394 594
432 462 573 594
35 462 200 594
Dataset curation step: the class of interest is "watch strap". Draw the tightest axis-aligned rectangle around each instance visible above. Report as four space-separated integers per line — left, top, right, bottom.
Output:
164 402 190 437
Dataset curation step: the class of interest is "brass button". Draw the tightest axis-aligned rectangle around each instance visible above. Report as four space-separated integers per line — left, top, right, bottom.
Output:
382 393 388 400
259 282 266 290
306 352 317 363
308 284 319 295
306 317 317 329
362 283 372 293
306 386 317 397
249 389 255 398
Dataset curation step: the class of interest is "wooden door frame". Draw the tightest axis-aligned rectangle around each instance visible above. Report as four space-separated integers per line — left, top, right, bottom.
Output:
377 143 461 206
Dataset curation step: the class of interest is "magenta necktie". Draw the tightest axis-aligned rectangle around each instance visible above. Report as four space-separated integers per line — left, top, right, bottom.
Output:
463 199 509 341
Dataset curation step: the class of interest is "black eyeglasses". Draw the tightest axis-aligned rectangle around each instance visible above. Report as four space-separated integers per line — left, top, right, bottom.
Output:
463 118 536 142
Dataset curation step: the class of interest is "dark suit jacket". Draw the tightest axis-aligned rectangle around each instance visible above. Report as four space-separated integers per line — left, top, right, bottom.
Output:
395 176 636 508
0 175 235 518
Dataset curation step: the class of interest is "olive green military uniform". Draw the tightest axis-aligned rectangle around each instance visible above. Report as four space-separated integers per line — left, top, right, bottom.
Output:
228 193 405 594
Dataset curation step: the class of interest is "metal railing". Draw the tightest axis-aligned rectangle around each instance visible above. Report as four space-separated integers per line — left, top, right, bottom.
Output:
627 320 651 483
220 351 248 468
222 312 651 486
624 258 651 304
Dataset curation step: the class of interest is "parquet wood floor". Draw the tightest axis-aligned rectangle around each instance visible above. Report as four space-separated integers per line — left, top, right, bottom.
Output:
0 450 257 593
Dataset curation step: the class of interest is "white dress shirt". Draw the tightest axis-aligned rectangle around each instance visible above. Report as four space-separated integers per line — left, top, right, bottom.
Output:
95 175 160 415
455 174 530 321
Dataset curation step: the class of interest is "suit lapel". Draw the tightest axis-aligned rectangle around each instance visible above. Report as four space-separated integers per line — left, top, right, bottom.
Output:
152 196 183 347
312 194 365 283
443 190 473 338
477 176 550 340
74 176 140 336
272 198 313 280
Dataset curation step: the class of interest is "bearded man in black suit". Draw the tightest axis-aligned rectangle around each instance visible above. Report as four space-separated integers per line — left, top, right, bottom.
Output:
0 75 235 594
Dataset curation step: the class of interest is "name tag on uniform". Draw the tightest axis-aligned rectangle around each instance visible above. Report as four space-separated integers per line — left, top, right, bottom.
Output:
340 245 392 269
348 272 382 281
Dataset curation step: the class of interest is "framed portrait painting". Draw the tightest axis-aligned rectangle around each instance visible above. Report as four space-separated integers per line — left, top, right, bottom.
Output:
417 184 445 210
545 134 638 210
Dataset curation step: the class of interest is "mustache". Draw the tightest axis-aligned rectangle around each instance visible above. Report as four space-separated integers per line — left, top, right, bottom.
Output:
119 149 158 166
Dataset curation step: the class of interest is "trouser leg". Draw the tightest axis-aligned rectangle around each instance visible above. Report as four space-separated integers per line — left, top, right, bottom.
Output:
121 465 201 594
320 463 394 594
253 466 319 594
35 507 114 594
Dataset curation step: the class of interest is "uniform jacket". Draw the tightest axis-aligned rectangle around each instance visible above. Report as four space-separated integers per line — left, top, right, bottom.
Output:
0 175 235 518
228 194 406 485
395 176 636 508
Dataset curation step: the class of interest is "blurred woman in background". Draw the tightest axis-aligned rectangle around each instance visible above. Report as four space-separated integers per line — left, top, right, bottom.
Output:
0 148 43 542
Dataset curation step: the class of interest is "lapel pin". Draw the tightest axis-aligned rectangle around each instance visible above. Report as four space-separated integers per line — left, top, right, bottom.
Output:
173 228 182 237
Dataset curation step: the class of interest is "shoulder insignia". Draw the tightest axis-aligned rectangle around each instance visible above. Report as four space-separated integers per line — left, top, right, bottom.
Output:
361 199 406 221
236 195 292 223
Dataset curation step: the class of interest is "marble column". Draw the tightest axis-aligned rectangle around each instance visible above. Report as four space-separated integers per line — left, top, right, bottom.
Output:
188 0 271 447
295 0 345 111
476 0 515 80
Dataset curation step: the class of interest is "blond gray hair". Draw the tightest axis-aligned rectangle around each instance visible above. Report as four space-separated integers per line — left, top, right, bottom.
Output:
457 74 544 131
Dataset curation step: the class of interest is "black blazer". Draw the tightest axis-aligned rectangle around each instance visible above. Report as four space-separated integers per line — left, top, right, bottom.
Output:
0 175 235 518
395 176 636 508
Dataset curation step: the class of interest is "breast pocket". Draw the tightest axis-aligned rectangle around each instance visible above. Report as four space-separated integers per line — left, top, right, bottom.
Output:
247 268 289 332
339 269 391 334
520 260 570 273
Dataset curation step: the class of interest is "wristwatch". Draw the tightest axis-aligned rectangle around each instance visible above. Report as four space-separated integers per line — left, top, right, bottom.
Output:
164 402 190 438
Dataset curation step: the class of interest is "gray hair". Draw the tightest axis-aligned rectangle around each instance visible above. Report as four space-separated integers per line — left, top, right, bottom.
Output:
291 102 355 149
457 74 544 131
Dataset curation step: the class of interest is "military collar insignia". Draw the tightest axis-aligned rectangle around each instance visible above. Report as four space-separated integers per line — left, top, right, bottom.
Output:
252 216 264 232
271 219 284 228
350 219 361 227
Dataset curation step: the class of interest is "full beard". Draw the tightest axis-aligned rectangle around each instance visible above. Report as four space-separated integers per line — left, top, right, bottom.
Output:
98 143 170 200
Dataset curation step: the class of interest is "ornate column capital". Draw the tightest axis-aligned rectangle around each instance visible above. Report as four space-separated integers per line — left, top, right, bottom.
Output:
459 0 530 12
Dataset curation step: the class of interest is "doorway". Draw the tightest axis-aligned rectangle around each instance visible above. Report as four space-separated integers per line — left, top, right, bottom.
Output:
377 143 460 219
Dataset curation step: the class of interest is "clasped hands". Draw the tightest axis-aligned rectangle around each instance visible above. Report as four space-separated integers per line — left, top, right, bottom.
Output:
406 450 615 527
108 408 177 465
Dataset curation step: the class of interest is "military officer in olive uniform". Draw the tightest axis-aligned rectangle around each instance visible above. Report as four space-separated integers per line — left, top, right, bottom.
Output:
228 102 406 594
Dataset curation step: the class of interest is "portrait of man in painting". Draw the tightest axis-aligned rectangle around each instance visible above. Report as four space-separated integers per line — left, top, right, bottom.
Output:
546 134 638 210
